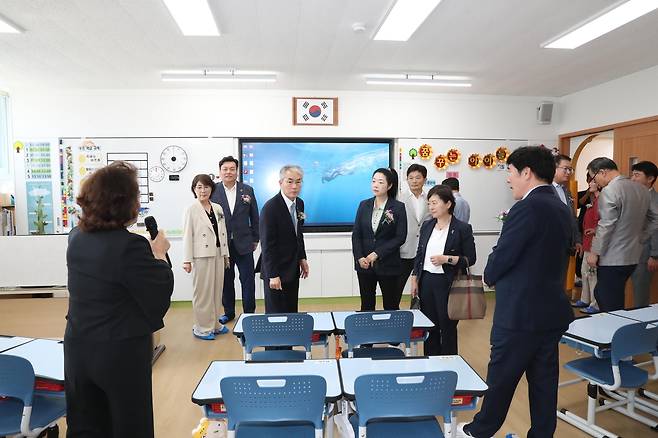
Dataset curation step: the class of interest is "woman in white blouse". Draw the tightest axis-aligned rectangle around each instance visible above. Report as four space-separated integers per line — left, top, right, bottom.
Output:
410 185 476 355
183 174 230 340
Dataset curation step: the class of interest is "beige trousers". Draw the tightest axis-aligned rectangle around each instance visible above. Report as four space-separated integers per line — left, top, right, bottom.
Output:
192 248 225 335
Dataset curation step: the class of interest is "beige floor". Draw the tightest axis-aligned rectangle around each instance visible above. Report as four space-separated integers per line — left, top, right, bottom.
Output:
1 295 656 437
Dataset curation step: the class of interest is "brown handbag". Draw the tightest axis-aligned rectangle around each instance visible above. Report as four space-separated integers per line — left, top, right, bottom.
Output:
447 258 486 320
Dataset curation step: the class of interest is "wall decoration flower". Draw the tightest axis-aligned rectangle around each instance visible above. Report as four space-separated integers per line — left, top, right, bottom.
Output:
468 154 482 169
418 144 433 160
446 148 461 165
483 153 497 169
495 146 510 163
434 154 449 171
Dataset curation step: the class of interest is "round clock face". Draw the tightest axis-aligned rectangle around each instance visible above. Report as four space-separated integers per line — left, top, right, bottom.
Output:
160 145 188 173
148 166 165 182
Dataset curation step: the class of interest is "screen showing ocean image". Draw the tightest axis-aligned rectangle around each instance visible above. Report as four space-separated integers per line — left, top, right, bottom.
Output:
241 140 391 228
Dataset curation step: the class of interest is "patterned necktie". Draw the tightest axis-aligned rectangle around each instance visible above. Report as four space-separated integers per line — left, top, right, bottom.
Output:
290 201 297 233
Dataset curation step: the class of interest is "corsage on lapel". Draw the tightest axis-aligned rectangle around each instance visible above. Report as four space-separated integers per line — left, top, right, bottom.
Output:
297 211 306 222
382 209 395 225
241 194 252 204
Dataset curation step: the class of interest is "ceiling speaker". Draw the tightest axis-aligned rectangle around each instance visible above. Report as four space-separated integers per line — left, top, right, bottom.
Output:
537 101 553 125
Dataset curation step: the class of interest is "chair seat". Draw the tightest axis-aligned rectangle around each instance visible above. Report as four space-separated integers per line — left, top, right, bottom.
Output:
565 357 649 388
349 413 444 437
342 347 406 359
250 349 307 361
0 395 66 435
235 421 316 437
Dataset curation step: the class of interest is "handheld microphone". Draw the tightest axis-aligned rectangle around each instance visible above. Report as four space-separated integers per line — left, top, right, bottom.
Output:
144 216 172 267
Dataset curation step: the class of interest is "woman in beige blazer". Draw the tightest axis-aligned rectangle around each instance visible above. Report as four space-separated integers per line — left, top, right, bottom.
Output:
183 174 230 340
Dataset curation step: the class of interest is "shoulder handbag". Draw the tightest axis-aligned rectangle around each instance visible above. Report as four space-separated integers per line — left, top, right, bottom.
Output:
447 258 486 320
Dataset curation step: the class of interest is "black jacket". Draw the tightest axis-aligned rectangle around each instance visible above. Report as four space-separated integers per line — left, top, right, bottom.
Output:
413 217 476 287
352 197 407 275
210 181 259 255
485 185 574 331
65 227 174 341
256 193 307 283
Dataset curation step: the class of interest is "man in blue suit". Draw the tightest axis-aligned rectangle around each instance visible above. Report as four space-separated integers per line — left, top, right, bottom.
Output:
210 156 259 323
458 146 574 438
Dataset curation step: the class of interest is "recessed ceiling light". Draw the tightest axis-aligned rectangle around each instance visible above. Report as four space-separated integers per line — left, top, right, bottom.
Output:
162 0 219 36
0 15 21 33
544 0 658 49
374 0 442 41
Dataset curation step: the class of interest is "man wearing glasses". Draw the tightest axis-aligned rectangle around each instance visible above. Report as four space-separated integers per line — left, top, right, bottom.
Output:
552 155 583 288
586 157 658 311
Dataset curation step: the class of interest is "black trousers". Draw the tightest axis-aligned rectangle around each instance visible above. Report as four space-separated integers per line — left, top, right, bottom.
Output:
419 272 457 356
264 277 300 313
357 272 401 311
594 264 636 311
398 257 416 300
222 240 256 318
64 335 154 438
465 326 564 438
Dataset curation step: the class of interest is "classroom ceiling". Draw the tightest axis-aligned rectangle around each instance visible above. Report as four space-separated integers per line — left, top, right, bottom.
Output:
1 0 658 96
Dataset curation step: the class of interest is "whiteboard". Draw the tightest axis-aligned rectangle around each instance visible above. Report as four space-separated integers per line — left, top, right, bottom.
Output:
397 138 528 231
14 137 235 235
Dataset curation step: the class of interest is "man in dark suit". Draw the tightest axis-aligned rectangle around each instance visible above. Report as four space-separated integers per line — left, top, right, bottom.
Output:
458 146 574 438
257 165 309 313
210 156 259 323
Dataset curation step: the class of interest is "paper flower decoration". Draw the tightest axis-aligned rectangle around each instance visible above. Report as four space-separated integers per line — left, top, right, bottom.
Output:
446 148 461 165
418 144 433 160
495 146 510 163
434 154 449 170
483 153 497 169
468 154 482 169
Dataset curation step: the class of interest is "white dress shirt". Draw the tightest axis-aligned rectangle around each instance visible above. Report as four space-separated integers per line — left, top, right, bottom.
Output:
423 226 449 274
552 182 567 205
371 199 385 233
223 182 237 214
281 191 297 229
409 190 427 223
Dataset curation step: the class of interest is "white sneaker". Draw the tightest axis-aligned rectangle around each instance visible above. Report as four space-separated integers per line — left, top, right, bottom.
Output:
455 422 494 438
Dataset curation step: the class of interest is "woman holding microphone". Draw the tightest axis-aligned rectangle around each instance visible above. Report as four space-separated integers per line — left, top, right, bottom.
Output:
410 184 475 355
183 174 230 340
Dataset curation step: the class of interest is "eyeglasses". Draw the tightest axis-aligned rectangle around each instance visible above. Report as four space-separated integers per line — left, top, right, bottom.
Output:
557 166 574 173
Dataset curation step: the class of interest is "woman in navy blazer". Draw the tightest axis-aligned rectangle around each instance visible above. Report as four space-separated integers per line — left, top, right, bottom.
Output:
410 185 475 355
352 168 408 310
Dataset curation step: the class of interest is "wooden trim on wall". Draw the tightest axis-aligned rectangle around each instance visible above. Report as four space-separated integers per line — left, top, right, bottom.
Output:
559 114 658 140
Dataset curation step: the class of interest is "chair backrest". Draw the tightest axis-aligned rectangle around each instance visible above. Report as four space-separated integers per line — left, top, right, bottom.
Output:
354 371 458 427
242 313 314 353
611 322 658 364
0 355 35 407
344 311 413 349
220 375 327 431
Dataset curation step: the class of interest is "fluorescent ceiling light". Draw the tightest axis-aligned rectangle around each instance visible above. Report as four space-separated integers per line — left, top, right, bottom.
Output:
0 15 21 33
374 0 442 41
161 69 276 82
162 0 219 36
544 0 658 49
364 73 472 87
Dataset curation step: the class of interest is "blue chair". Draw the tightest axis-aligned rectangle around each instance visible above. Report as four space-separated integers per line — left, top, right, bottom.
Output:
350 371 457 437
0 355 66 438
242 314 314 361
343 311 413 358
559 322 658 437
220 375 327 438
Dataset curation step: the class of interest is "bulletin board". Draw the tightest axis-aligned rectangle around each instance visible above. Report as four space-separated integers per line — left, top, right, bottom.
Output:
13 137 235 235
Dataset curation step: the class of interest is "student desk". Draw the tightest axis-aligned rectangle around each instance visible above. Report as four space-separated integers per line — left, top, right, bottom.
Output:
1 338 65 397
0 335 34 353
559 312 658 436
338 356 487 438
332 309 434 355
560 313 640 358
232 312 336 358
610 304 658 323
192 358 342 421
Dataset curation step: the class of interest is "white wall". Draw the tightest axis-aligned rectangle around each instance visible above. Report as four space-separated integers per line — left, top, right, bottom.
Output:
559 64 658 134
571 132 614 192
3 88 558 299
